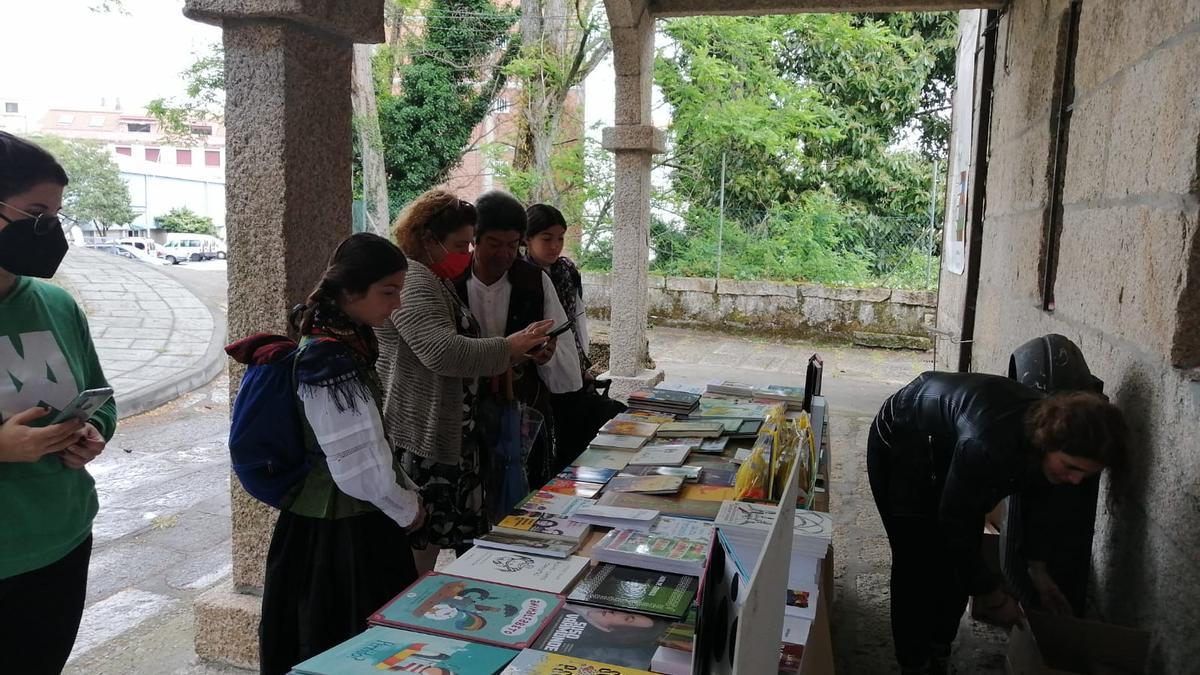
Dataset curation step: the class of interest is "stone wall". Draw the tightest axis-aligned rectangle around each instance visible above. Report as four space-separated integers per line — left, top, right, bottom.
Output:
582 272 936 348
974 1 1200 671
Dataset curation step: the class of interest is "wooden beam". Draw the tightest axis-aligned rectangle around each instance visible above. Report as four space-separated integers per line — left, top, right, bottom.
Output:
649 0 1005 18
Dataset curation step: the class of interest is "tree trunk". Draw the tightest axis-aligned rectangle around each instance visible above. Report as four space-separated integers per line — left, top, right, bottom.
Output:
352 43 391 236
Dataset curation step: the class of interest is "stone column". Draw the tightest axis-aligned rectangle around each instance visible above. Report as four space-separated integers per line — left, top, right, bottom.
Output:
182 0 383 667
601 2 665 399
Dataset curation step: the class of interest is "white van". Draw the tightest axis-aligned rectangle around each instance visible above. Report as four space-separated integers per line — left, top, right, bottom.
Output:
194 234 228 260
118 237 162 260
161 235 215 264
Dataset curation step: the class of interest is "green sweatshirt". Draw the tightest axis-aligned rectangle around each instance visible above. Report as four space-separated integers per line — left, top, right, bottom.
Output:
0 276 117 579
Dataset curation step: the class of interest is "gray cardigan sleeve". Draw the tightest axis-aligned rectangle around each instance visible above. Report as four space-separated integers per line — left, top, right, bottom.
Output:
393 267 510 378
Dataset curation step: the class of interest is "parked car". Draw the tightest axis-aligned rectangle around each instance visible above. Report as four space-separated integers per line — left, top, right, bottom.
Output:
118 237 161 258
86 243 148 263
160 236 214 264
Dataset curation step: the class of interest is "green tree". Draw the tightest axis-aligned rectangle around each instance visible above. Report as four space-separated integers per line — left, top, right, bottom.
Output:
376 0 520 210
146 43 225 146
157 207 217 236
31 136 137 238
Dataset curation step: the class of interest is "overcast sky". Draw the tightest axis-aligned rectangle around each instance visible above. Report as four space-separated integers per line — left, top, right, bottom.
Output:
0 0 220 111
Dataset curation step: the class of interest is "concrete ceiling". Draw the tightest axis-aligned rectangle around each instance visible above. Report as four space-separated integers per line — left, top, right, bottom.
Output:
648 0 1005 17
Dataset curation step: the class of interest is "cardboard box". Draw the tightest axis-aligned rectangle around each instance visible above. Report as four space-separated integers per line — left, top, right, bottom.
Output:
1006 610 1149 675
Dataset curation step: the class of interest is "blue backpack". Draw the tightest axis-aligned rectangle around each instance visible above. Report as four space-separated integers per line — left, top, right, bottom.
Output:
226 335 313 508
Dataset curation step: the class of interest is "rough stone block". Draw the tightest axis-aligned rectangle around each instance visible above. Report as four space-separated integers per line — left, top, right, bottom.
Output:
889 289 936 307
852 331 932 351
800 285 891 303
717 279 795 298
1061 90 1115 204
1073 0 1196 93
647 274 667 289
666 276 716 293
194 580 261 670
611 17 654 74
613 73 653 126
184 0 384 43
582 271 610 287
602 125 666 153
231 482 277 591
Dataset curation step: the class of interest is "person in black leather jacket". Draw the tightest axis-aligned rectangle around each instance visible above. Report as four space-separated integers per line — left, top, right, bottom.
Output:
868 371 1128 675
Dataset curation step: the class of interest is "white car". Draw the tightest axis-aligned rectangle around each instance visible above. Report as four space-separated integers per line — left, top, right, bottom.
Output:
160 237 214 264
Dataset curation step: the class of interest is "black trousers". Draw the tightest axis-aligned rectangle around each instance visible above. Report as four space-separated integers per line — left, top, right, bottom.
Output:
0 534 93 674
550 387 627 473
259 509 418 675
867 423 968 670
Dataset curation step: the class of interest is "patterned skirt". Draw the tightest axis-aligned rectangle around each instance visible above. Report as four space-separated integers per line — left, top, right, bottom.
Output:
401 443 490 551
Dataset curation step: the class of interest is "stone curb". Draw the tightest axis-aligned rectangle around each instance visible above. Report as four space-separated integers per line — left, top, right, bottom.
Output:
118 303 227 420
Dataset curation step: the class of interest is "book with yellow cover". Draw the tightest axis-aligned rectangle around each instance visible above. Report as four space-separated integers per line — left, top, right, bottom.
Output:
501 649 655 674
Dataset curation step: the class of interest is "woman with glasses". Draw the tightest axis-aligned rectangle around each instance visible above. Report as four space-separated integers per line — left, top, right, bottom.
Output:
0 131 116 674
375 189 551 574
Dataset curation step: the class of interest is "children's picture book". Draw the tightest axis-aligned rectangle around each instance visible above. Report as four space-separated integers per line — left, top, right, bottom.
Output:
606 475 686 495
441 547 591 594
628 445 691 467
590 433 648 451
628 389 701 406
599 419 661 437
567 564 697 620
656 421 724 439
591 529 710 576
292 625 518 675
501 648 656 675
597 491 722 521
530 603 675 670
541 478 604 499
615 412 676 425
557 466 619 484
494 514 591 543
516 491 596 517
474 531 579 558
619 464 703 481
572 448 634 470
370 573 563 650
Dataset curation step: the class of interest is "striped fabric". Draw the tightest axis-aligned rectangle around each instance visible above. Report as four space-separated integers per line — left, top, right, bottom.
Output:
375 262 510 465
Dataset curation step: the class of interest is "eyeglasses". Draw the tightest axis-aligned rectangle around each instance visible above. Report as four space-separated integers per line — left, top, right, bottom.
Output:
0 201 77 235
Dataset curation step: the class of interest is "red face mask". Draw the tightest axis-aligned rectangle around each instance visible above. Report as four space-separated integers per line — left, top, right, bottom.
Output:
429 242 471 279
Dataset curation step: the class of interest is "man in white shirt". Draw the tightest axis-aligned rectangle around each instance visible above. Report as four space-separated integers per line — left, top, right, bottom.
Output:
454 191 582 489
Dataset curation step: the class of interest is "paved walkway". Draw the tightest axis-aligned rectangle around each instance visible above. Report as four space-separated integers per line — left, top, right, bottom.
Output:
56 248 226 418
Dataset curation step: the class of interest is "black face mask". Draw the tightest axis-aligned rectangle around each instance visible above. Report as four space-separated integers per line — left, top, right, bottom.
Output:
0 215 70 278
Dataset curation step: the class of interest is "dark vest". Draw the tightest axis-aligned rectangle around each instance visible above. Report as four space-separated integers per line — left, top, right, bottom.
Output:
453 258 546 335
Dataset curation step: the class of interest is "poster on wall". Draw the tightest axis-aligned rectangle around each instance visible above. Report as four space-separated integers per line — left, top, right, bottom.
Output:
943 10 981 275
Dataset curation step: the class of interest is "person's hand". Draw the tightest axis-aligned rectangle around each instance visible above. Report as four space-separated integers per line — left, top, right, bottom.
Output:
531 336 558 366
404 499 428 534
506 319 553 362
62 422 106 470
1028 562 1073 615
972 588 1024 628
0 407 85 464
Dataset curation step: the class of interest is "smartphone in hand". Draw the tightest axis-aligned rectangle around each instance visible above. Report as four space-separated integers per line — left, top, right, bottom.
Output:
51 387 114 425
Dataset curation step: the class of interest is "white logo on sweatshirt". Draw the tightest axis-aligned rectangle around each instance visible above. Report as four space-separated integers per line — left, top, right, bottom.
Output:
0 331 78 418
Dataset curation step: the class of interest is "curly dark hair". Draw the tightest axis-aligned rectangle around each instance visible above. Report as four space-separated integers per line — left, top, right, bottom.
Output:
1026 391 1130 474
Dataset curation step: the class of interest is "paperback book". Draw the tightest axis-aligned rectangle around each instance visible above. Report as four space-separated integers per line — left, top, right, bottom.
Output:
441 547 591 594
494 514 591 543
569 505 659 530
572 448 633 470
627 445 691 467
619 464 703 481
645 437 703 451
605 474 686 495
557 466 619 484
541 478 604 499
531 603 675 670
597 491 723 521
370 573 563 650
516 491 596 518
591 529 710 576
474 531 579 558
598 419 660 437
501 649 655 675
694 437 729 453
590 433 648 451
292 625 517 675
655 421 724 439
677 485 736 502
615 412 676 424
567 564 697 620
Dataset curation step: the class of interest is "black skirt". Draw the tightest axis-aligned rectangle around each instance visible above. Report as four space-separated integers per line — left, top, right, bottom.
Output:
259 509 417 675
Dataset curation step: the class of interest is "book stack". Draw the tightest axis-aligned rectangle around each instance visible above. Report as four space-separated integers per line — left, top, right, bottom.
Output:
626 388 701 417
651 611 697 675
591 517 714 576
705 380 807 410
713 501 833 587
440 547 591 594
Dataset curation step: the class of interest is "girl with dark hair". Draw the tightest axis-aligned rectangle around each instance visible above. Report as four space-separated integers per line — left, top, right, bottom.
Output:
867 371 1130 675
0 132 115 674
524 203 626 469
377 189 551 574
258 232 426 675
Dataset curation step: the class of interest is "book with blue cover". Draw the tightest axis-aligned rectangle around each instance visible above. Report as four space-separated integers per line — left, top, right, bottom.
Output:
370 572 564 649
292 625 517 674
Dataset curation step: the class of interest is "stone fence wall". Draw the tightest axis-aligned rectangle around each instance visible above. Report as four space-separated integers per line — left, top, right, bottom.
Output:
581 272 936 349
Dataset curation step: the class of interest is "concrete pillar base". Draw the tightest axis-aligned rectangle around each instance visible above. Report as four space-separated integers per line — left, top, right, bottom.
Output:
599 368 665 403
194 580 261 670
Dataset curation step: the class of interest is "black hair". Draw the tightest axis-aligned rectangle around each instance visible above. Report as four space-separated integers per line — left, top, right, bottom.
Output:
525 203 568 238
475 190 527 240
0 132 69 202
289 232 408 334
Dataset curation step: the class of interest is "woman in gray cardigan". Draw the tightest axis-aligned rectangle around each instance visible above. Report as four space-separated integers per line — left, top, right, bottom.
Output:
376 190 550 573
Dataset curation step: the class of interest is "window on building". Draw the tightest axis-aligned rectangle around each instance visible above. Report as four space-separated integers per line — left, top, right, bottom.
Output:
145 147 160 162
57 114 74 125
204 150 221 167
176 149 192 165
89 115 105 127
115 146 132 156
1040 0 1082 312
127 122 152 133
189 125 213 136
3 102 17 113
